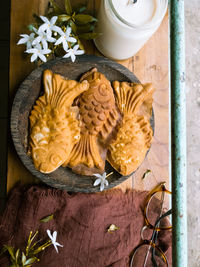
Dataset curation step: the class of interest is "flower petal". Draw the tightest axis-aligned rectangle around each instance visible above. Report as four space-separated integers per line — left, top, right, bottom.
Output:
93 174 102 178
102 172 107 180
38 53 47 62
54 242 63 248
93 178 101 186
43 48 51 54
47 36 56 43
20 34 29 38
52 231 57 241
63 41 69 52
73 44 79 51
52 26 63 35
50 16 58 25
74 49 84 55
68 37 77 43
55 37 63 46
53 243 59 253
40 15 49 24
41 39 48 50
32 36 41 45
38 24 48 33
66 27 71 36
104 179 109 187
26 48 37 54
100 182 105 192
63 52 71 59
17 38 27 45
31 53 38 62
47 229 52 239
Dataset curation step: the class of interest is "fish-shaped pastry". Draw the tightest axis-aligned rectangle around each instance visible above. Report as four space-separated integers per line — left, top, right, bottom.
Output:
29 69 89 173
107 81 154 176
64 68 120 175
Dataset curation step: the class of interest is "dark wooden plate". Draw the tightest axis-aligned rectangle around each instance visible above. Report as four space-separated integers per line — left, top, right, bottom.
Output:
11 55 154 192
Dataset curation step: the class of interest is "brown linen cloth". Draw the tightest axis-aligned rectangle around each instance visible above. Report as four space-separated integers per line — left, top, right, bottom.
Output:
0 185 172 267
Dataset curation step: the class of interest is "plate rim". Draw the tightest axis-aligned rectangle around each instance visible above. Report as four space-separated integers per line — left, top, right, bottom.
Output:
11 55 154 192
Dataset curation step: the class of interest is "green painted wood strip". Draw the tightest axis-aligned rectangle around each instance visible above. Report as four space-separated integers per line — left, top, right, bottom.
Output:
170 0 187 266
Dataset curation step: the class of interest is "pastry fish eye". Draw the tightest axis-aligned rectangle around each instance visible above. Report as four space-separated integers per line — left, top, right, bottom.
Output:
98 83 109 96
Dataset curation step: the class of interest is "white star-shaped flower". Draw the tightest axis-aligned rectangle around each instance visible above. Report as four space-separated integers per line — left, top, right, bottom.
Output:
26 44 51 62
93 172 110 192
39 16 63 36
17 32 36 49
63 44 84 62
32 28 56 50
47 230 63 253
55 27 77 51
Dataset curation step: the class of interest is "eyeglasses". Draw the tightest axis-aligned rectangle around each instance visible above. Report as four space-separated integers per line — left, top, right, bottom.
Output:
130 182 172 267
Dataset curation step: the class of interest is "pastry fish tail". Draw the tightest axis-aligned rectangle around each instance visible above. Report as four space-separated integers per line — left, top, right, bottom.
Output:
43 70 89 110
66 134 104 170
112 81 154 116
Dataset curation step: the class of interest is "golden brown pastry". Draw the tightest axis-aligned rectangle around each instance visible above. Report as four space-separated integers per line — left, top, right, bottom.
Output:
29 70 89 173
65 68 120 175
107 81 154 176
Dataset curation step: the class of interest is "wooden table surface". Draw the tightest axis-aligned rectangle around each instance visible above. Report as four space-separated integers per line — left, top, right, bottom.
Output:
7 0 169 193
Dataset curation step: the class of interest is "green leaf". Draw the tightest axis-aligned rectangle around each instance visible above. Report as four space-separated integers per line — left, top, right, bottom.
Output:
57 14 71 22
27 24 37 32
77 24 94 34
4 245 15 261
69 20 77 34
40 214 54 223
74 14 97 25
49 0 64 14
74 5 86 13
65 0 72 15
22 252 26 265
24 257 38 265
79 6 87 13
0 245 8 256
79 32 99 40
77 39 85 50
15 249 20 263
33 13 43 24
142 169 151 180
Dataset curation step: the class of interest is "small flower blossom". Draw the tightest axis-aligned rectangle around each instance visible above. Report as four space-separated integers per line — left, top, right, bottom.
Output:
47 230 63 253
93 172 110 192
39 16 63 36
32 28 56 50
17 33 36 49
55 27 76 51
26 44 51 62
63 44 84 62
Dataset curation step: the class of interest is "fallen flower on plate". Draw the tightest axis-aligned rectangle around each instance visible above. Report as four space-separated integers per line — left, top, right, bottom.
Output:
93 172 113 191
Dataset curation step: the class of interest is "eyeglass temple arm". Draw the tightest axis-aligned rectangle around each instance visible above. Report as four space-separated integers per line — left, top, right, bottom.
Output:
150 209 172 267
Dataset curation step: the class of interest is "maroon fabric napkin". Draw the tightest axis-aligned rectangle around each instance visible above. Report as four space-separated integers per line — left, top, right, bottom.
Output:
0 185 172 266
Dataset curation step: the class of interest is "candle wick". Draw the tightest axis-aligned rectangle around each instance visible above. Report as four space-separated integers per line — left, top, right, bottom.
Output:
127 0 137 5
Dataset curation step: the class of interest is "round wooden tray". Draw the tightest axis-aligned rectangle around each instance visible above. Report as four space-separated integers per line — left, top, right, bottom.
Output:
11 55 154 192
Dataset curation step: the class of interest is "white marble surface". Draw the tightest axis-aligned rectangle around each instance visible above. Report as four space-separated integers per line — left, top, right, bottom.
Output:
185 0 200 265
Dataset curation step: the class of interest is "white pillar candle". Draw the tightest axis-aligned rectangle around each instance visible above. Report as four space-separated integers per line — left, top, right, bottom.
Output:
94 0 168 60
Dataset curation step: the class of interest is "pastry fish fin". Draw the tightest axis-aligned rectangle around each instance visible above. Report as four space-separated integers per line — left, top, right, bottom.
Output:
29 95 46 128
137 116 153 148
112 81 154 116
43 69 89 110
65 134 104 170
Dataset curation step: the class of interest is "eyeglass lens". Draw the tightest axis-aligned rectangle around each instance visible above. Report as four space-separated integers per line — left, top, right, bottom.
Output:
146 191 172 230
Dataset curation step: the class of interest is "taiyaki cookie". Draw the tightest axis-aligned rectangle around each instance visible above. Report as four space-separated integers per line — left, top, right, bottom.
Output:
65 68 120 175
29 69 89 173
107 81 154 176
